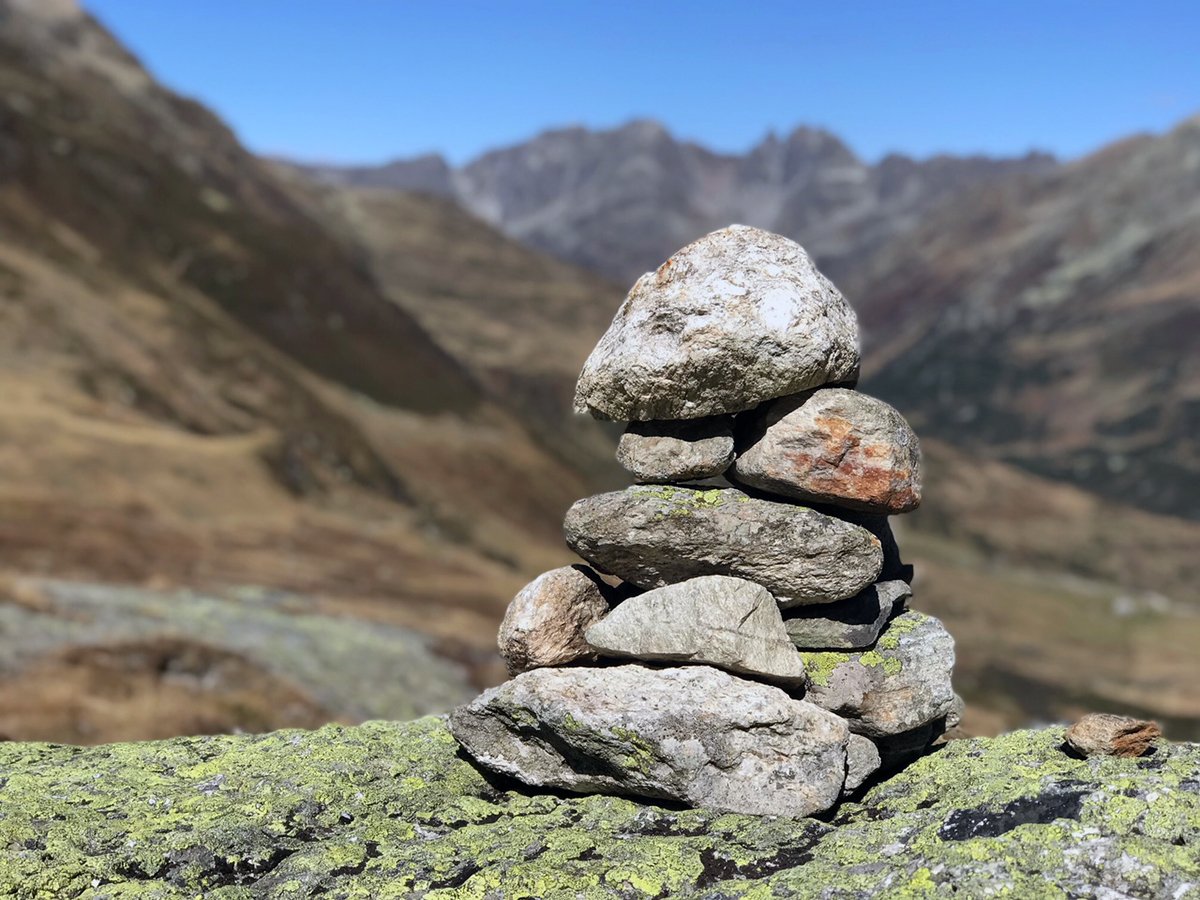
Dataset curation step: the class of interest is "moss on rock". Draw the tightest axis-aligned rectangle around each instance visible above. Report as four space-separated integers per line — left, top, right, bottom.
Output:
0 718 1197 898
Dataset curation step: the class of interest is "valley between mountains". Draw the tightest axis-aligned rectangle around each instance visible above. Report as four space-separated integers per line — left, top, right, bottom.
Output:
1 0 1197 743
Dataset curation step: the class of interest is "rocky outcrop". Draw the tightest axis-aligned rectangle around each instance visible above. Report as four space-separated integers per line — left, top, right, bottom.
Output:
1 717 1193 897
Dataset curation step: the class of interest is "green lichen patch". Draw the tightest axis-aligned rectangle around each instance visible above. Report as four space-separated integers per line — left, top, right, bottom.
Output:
0 719 1197 898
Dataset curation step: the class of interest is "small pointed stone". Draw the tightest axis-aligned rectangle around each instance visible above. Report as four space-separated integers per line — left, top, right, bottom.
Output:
844 733 882 794
585 575 805 685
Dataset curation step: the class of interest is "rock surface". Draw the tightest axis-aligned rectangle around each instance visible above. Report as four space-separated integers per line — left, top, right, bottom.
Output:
844 733 883 794
616 417 735 483
564 486 882 606
498 565 611 675
734 388 922 514
2 717 1197 898
798 611 956 737
574 226 860 421
449 665 848 817
584 576 805 684
783 580 911 649
1066 712 1162 758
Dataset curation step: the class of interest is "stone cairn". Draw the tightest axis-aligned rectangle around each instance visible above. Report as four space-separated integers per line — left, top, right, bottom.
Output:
450 225 959 818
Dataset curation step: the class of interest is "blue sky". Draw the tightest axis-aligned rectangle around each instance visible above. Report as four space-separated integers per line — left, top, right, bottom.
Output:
85 1 1200 166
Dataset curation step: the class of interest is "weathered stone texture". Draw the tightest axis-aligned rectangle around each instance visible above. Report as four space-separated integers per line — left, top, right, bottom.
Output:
498 565 611 675
564 485 882 606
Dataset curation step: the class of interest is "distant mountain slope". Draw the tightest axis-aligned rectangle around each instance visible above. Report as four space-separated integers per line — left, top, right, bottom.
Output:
296 120 1056 284
849 117 1200 520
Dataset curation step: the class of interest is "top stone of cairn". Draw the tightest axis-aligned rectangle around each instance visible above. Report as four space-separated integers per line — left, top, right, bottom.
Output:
574 225 861 421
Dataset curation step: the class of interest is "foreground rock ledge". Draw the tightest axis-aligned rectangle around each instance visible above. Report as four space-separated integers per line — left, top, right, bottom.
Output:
2 718 1196 897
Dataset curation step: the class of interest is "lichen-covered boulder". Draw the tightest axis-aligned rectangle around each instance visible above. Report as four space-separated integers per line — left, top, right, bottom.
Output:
733 388 923 514
783 579 911 649
584 575 805 685
497 565 611 675
2 718 1197 897
564 485 882 606
574 225 861 421
449 664 849 817
798 610 956 737
616 416 735 483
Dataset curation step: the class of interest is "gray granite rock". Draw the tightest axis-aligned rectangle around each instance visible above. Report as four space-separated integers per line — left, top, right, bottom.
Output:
574 226 860 421
798 611 956 738
734 388 922 514
497 565 610 675
783 580 911 650
449 664 849 817
564 485 882 606
844 733 882 794
616 417 735 483
584 576 805 685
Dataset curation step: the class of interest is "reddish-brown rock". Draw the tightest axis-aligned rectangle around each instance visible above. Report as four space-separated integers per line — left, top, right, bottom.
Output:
732 388 922 514
1065 713 1161 758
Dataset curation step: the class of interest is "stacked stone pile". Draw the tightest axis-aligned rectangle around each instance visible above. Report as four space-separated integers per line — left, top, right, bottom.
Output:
451 225 958 818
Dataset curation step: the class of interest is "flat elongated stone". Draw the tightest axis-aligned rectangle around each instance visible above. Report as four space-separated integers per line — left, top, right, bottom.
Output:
574 226 860 421
616 417 734 483
783 580 911 649
1066 714 1161 758
734 388 922 514
564 486 882 606
448 665 849 818
498 566 610 675
584 576 805 684
798 611 956 738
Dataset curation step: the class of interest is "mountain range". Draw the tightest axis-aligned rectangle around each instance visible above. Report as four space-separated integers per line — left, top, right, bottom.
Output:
1 0 1198 741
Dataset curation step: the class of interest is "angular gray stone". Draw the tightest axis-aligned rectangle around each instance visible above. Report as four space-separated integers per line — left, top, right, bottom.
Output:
798 611 956 738
844 733 882 794
733 388 922 514
616 417 734 483
783 580 911 649
574 226 860 421
497 565 610 675
564 486 883 606
448 664 849 818
584 576 805 685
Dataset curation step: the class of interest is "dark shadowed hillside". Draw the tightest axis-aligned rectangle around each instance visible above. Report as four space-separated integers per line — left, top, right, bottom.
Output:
849 117 1200 520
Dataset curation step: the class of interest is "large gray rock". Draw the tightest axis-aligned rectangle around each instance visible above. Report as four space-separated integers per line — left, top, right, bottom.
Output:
574 226 860 421
734 388 922 514
616 417 734 483
783 580 911 649
449 664 849 818
564 486 882 606
497 565 611 675
798 611 956 738
584 576 805 685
